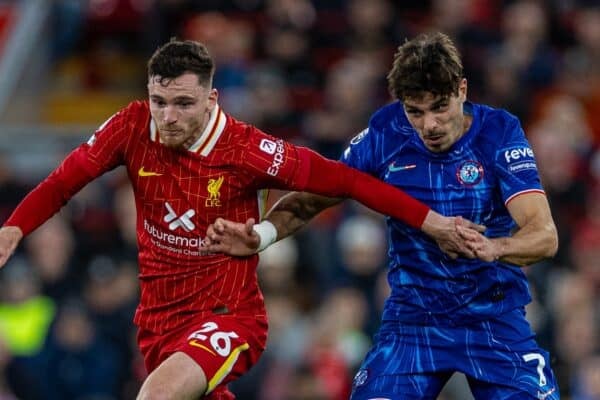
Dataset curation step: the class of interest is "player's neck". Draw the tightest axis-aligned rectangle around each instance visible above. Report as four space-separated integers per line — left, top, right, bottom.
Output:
450 113 473 146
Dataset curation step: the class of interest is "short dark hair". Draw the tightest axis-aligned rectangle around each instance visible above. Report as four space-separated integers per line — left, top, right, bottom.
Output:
387 32 463 101
147 38 215 86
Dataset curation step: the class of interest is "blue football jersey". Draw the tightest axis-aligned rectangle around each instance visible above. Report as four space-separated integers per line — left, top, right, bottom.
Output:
341 101 544 326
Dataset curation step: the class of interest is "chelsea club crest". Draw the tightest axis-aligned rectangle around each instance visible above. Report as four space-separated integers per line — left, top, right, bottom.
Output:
456 160 484 186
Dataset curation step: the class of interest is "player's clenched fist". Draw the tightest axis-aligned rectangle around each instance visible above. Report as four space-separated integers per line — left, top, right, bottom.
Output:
204 217 261 256
0 226 23 268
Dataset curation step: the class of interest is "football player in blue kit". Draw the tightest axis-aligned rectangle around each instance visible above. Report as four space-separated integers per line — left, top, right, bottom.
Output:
203 32 560 400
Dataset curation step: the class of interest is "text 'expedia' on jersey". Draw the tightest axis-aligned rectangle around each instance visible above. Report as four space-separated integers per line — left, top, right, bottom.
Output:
266 139 285 176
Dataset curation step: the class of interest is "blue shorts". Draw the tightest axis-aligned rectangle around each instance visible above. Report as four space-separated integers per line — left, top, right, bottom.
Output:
350 308 559 400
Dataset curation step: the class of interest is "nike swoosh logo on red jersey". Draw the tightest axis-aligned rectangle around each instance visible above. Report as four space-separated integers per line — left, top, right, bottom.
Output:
138 167 163 177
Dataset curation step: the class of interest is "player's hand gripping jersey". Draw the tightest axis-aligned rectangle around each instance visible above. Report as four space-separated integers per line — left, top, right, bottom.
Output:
6 101 430 334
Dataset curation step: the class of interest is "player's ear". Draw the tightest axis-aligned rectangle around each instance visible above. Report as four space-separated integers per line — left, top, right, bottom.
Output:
207 88 218 111
458 78 467 101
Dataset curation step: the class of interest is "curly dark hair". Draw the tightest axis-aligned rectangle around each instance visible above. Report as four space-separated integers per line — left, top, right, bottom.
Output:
147 38 215 86
387 32 463 101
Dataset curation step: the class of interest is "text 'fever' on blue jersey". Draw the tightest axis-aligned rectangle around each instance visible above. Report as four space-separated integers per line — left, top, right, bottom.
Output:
341 101 544 326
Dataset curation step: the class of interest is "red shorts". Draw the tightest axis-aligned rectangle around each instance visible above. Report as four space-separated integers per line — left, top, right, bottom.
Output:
137 314 267 399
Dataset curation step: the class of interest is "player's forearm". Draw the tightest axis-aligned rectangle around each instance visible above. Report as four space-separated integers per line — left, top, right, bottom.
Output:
5 148 101 235
492 221 558 266
264 192 340 241
4 179 68 235
297 148 430 229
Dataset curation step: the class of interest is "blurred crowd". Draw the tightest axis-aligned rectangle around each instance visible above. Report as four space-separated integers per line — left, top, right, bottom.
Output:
0 0 598 399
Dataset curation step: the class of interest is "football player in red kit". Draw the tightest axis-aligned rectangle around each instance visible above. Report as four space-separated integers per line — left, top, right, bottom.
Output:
0 40 479 399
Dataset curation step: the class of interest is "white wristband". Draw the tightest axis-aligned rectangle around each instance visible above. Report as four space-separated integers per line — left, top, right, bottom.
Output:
253 220 278 252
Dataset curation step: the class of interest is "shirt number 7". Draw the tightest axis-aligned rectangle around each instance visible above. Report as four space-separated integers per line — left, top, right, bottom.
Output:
523 352 547 386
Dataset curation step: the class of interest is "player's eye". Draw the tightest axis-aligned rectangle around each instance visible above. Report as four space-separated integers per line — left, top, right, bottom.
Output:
151 98 166 107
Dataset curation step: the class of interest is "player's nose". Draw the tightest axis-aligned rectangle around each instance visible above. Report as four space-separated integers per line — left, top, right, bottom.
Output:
423 112 438 131
163 105 178 123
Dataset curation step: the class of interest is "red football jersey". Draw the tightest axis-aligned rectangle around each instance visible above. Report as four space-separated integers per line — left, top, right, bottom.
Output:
86 101 317 333
38 101 314 334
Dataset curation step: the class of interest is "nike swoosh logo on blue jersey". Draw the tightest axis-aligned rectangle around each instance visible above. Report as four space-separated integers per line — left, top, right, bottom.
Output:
388 162 416 172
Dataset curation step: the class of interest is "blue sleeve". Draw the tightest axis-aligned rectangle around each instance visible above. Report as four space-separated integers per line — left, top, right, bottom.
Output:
494 115 544 203
339 127 377 174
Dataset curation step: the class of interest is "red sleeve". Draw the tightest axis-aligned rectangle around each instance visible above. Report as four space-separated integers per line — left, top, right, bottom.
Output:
3 103 136 235
4 147 106 235
239 127 310 189
240 127 429 228
295 147 430 229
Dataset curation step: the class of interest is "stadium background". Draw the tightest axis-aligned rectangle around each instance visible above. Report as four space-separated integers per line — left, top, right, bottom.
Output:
0 0 597 399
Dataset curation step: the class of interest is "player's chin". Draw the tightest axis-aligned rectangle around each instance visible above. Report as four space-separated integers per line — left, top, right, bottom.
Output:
425 140 452 153
161 137 186 149
426 144 446 153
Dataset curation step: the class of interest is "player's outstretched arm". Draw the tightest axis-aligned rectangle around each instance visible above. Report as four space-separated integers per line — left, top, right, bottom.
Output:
0 226 23 268
205 190 485 258
292 150 486 258
212 143 484 256
0 141 114 263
